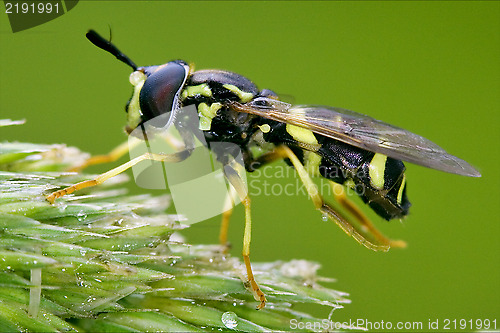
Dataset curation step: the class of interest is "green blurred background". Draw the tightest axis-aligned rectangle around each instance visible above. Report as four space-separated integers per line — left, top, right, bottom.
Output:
1 1 498 331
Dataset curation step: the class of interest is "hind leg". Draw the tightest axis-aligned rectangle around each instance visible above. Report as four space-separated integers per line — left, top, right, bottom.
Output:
330 182 406 249
253 145 395 251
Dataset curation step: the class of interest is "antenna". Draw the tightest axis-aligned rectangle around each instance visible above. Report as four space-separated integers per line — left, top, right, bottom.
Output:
86 29 138 70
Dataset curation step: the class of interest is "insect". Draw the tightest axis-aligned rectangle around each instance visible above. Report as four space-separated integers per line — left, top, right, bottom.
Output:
47 30 481 309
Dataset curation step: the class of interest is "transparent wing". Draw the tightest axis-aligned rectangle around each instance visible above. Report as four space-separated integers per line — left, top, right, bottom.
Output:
230 97 480 177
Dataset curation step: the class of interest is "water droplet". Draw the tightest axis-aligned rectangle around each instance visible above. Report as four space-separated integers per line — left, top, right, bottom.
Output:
221 311 238 329
321 213 328 222
77 211 87 222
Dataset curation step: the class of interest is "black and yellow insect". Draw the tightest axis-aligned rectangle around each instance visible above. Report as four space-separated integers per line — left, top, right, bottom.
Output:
47 30 481 309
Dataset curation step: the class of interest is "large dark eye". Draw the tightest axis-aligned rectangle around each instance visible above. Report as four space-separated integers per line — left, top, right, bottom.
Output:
139 61 189 122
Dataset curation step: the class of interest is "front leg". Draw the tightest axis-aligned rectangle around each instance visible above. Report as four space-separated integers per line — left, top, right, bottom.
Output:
47 150 190 203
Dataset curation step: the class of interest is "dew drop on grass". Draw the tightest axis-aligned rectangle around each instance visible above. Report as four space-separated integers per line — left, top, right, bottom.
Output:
321 213 328 222
76 211 87 222
221 311 238 329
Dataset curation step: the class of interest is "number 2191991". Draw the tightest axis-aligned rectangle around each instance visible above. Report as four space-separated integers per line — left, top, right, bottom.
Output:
443 318 496 331
5 1 59 14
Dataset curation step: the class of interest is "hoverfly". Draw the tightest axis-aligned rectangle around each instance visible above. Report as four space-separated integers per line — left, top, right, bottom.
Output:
47 30 481 309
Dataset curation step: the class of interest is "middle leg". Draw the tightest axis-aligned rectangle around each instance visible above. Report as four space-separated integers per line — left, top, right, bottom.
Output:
223 163 267 310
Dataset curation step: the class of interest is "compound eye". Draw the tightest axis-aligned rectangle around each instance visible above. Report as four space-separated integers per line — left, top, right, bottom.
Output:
139 61 189 121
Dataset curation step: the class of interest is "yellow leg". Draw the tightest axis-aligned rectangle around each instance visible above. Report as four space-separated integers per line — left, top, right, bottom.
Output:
47 151 188 203
223 164 266 310
219 186 235 249
68 133 184 172
269 145 393 251
330 182 406 249
67 140 133 172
